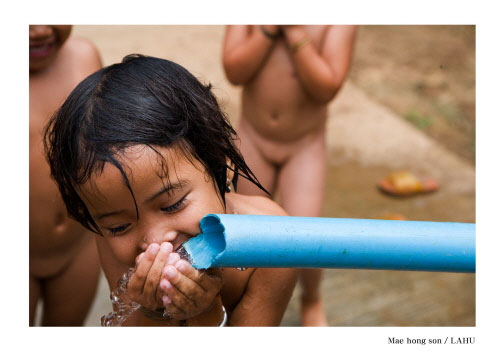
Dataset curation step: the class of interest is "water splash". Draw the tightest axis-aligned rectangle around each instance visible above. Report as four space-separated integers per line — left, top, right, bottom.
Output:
176 245 193 264
101 245 192 326
101 268 140 327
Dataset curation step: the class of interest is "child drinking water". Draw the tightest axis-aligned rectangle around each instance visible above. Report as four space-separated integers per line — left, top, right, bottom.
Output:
30 25 102 325
223 25 357 326
44 54 298 326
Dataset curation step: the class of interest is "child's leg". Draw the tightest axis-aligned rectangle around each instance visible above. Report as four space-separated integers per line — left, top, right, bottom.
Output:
29 274 41 326
277 131 328 326
41 237 101 326
236 120 278 195
298 269 327 326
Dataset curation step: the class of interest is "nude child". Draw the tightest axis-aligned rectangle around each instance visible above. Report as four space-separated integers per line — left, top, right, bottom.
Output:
223 25 357 326
29 25 102 325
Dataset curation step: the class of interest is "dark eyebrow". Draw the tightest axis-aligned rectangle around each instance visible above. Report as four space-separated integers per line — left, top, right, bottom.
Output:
143 179 189 204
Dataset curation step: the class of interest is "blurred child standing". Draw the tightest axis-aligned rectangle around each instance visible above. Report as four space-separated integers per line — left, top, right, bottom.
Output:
30 25 102 325
223 25 357 326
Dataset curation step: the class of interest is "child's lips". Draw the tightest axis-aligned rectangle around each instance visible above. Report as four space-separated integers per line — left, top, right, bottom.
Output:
29 41 56 58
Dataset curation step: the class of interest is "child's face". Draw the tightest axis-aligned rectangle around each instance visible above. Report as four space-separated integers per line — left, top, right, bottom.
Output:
29 25 72 72
78 145 226 266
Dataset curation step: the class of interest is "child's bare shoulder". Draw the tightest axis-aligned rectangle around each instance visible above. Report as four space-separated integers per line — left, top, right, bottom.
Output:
60 37 101 74
230 192 287 216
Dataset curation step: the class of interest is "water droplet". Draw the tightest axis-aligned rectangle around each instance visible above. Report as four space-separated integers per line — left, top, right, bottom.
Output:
101 268 140 327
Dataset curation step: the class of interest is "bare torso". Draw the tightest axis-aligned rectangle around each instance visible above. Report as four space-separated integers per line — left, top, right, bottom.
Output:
29 37 100 278
241 25 330 142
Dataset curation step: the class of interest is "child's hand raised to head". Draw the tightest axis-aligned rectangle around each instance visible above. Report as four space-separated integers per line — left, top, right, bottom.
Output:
160 256 223 321
128 242 173 311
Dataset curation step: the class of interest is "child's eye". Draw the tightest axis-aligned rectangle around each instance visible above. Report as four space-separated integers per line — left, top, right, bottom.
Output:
161 197 187 213
107 224 130 236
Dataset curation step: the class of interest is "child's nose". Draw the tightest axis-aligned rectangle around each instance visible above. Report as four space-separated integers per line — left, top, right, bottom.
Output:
140 230 177 251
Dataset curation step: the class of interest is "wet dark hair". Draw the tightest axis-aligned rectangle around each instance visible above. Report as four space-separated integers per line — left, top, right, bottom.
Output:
44 54 267 235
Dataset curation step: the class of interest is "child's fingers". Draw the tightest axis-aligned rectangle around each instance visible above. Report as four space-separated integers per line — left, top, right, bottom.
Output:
128 243 160 297
143 242 173 306
161 295 186 320
160 277 197 313
196 268 224 294
163 265 206 305
166 252 181 266
174 260 203 287
173 260 223 295
155 251 180 303
135 252 145 266
158 262 223 320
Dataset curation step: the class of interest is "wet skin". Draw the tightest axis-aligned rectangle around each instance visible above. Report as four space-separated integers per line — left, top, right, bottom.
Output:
79 145 297 326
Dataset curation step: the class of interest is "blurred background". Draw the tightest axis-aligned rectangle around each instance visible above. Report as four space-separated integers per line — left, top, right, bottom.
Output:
66 25 475 326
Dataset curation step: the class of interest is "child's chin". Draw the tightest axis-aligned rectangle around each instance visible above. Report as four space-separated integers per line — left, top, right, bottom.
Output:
29 44 58 71
29 54 56 72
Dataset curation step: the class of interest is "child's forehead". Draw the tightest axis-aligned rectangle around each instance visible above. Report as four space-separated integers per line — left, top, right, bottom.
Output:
78 144 201 202
95 144 208 188
116 144 197 172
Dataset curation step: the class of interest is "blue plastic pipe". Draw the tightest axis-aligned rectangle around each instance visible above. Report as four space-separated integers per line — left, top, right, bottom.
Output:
181 214 475 273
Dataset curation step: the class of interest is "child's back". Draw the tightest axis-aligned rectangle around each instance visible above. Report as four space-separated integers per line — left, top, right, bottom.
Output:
29 25 102 325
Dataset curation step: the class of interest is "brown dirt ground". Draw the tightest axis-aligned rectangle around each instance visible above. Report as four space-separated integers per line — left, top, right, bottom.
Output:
283 25 476 326
349 25 475 165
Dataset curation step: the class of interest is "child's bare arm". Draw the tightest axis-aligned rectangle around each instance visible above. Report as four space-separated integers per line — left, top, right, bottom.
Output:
225 196 298 326
282 25 357 103
223 25 278 85
229 268 298 326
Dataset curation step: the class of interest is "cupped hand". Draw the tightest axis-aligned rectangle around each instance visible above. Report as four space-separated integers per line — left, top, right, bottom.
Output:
159 258 223 321
127 242 173 311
